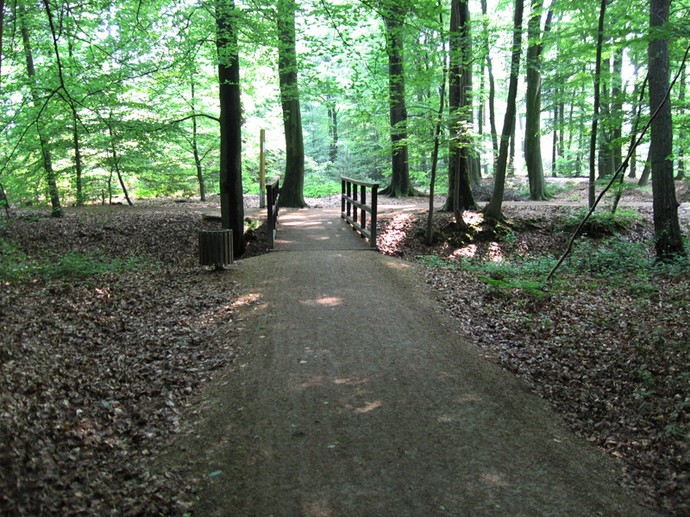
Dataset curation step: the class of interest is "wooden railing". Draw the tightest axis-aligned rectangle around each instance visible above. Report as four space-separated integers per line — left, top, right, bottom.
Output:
341 176 379 248
267 178 280 248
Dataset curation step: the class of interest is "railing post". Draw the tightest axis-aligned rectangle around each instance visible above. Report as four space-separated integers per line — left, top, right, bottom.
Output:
352 182 357 225
370 184 378 248
360 184 366 237
267 178 280 249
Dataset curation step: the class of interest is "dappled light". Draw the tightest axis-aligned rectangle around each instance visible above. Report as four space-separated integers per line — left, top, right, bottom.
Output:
481 471 509 488
302 499 333 517
299 296 343 308
488 242 505 262
354 400 383 414
452 244 478 259
333 377 368 386
377 213 416 255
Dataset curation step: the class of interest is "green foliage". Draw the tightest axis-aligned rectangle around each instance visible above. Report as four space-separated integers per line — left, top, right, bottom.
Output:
568 236 653 277
303 179 341 198
1 0 687 210
555 207 644 237
0 235 150 284
416 254 457 268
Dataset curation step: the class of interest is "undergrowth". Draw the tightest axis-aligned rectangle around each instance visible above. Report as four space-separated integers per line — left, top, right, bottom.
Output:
1 235 152 283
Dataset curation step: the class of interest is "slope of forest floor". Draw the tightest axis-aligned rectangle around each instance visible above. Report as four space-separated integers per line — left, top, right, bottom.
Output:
1 179 689 515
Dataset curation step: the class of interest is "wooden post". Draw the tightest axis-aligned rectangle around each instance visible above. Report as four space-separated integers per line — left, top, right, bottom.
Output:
370 184 378 248
259 129 266 208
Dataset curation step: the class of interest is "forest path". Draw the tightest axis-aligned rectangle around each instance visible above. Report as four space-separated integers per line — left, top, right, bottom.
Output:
173 209 655 516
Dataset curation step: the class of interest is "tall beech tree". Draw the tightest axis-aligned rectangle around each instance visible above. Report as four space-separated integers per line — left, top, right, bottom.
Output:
648 0 684 258
216 0 245 256
447 0 476 219
277 0 307 208
484 0 524 220
524 0 553 200
381 2 413 197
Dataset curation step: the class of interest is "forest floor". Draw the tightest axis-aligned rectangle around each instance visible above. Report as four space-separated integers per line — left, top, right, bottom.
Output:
0 177 689 515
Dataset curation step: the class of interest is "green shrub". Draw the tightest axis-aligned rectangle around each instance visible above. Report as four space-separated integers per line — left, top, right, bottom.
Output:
568 236 652 276
0 236 150 283
555 207 643 237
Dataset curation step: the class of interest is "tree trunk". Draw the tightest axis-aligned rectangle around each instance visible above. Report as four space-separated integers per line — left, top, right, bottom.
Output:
638 148 652 186
628 64 643 179
481 0 499 166
19 4 62 217
426 4 449 244
484 0 523 220
216 0 246 256
677 63 686 180
277 0 307 207
589 0 607 207
551 103 558 177
611 48 624 174
191 80 206 201
525 0 552 200
66 37 84 206
107 120 133 206
0 0 5 90
381 4 413 197
72 112 84 206
648 0 684 258
328 103 338 163
447 0 476 218
597 59 612 179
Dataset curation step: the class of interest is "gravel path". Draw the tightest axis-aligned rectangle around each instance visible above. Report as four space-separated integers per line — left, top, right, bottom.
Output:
172 209 656 516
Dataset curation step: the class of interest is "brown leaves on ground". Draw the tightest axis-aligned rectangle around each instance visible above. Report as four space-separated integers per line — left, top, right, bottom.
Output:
378 204 690 515
1 203 266 515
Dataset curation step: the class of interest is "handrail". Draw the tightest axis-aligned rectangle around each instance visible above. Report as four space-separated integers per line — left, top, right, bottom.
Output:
267 178 280 248
341 176 379 248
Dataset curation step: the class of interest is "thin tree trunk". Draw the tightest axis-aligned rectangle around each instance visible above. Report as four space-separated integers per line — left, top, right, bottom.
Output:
107 120 133 206
328 102 338 163
72 112 84 206
484 0 524 220
66 37 84 206
216 0 246 256
611 48 624 173
481 0 499 166
190 79 206 201
676 63 686 179
649 0 684 258
551 102 558 177
638 148 652 186
597 60 612 179
19 3 62 217
628 64 643 178
0 0 5 90
589 0 607 207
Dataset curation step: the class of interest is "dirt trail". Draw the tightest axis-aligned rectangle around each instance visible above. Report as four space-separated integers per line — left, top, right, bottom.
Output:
173 209 655 516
